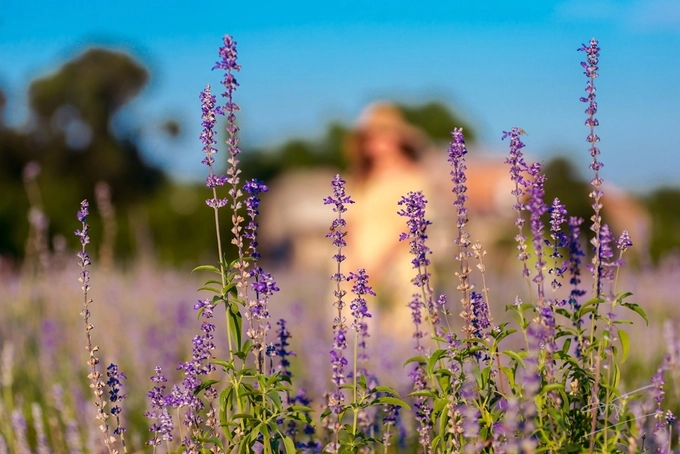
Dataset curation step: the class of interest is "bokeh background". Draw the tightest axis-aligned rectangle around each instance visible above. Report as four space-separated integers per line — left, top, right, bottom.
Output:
1 1 680 451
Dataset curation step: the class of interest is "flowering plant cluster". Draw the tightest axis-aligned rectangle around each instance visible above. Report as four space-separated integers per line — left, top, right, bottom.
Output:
68 35 680 454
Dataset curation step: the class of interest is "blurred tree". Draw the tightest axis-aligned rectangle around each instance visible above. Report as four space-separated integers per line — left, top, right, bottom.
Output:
400 101 476 144
0 48 167 261
240 101 476 184
543 156 592 222
0 88 5 126
26 48 164 205
240 121 349 183
645 187 680 262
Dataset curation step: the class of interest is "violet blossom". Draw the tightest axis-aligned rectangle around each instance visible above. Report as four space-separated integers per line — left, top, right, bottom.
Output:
578 38 605 297
503 128 531 278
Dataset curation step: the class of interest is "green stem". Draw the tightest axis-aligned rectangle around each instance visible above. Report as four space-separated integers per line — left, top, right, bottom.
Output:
352 329 359 436
210 184 234 362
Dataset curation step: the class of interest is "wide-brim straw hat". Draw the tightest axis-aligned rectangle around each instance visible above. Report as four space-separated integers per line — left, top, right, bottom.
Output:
345 102 430 167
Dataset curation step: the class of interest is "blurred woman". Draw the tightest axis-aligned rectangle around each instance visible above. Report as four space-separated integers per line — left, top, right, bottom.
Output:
343 102 436 346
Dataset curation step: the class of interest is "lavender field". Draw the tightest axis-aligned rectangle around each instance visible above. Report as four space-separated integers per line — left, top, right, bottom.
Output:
2 35 680 453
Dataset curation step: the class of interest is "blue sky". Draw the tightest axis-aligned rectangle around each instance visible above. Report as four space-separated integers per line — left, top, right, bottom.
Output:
1 0 679 192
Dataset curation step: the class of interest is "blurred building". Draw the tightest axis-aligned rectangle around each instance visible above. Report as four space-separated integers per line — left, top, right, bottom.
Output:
258 148 651 274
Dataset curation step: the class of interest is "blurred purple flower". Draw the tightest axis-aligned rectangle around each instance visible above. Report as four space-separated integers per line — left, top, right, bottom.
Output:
617 230 633 252
409 293 425 353
526 161 547 299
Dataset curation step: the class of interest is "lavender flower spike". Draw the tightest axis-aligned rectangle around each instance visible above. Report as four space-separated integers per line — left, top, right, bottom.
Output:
324 174 354 434
348 269 375 363
503 128 531 278
200 85 227 209
526 161 548 301
548 198 568 292
617 230 632 252
398 191 432 284
578 38 605 297
75 200 115 453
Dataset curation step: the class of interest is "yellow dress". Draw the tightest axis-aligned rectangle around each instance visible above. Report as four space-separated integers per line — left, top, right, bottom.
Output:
343 164 436 345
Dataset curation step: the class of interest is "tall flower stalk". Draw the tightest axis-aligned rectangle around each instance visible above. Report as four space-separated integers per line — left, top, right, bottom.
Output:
214 35 248 361
323 174 354 453
244 179 277 372
447 128 474 337
503 128 532 297
347 269 374 436
397 191 439 340
75 200 115 453
578 38 604 298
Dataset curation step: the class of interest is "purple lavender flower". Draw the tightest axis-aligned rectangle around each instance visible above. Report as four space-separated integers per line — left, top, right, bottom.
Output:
470 291 490 340
547 198 568 292
381 403 401 449
170 302 217 435
324 174 354 253
578 38 605 296
215 35 243 191
272 319 295 378
652 355 669 433
567 217 587 329
448 128 471 250
409 293 425 353
503 128 531 277
200 85 228 209
347 269 374 326
409 365 432 450
598 223 616 284
348 269 374 363
145 366 174 446
106 363 127 435
243 178 276 370
397 191 432 289
617 230 633 252
526 161 548 299
324 175 354 418
11 409 30 453
244 178 269 259
199 85 220 167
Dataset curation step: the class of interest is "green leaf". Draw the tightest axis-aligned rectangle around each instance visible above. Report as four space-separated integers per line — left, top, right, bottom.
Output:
621 302 648 325
195 379 221 394
408 390 436 399
212 358 235 371
280 433 296 454
427 349 447 374
198 285 220 294
540 383 564 395
229 302 243 351
288 405 314 413
374 397 411 410
502 350 525 367
617 326 630 363
193 265 221 274
373 385 401 396
404 355 427 367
